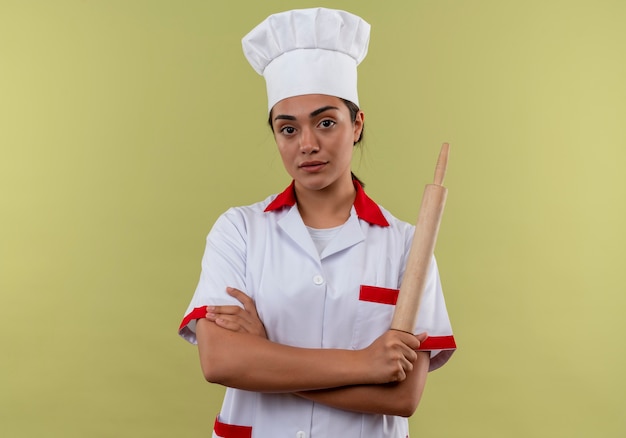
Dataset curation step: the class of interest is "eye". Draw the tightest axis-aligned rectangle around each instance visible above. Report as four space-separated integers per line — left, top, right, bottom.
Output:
279 126 296 135
318 119 336 129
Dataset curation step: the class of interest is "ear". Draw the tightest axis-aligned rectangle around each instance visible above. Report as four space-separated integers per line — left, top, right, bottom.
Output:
353 110 365 144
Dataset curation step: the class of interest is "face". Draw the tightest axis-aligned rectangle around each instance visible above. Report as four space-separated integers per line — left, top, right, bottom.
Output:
271 94 364 193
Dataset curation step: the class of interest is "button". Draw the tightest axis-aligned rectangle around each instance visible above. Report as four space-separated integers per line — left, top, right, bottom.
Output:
296 432 306 438
313 275 324 285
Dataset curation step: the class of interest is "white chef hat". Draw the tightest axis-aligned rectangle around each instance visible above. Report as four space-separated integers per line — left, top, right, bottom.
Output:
242 7 371 112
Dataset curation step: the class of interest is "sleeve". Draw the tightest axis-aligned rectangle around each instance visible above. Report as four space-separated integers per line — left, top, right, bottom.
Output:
414 256 457 371
401 223 456 372
178 209 248 344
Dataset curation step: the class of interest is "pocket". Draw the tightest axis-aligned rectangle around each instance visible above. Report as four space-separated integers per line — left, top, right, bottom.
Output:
352 285 399 348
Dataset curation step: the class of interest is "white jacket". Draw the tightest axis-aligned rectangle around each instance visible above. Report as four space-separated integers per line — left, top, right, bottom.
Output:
179 181 456 438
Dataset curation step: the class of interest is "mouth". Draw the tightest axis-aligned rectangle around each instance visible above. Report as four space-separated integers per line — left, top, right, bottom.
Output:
299 161 328 172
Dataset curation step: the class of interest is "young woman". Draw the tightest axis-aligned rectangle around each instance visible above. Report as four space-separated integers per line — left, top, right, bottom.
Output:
179 8 455 438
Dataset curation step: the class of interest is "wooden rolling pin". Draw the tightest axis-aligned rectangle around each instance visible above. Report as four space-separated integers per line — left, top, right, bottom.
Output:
390 143 449 333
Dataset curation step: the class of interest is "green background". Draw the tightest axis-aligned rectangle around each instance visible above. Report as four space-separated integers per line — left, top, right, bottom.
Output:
1 0 624 436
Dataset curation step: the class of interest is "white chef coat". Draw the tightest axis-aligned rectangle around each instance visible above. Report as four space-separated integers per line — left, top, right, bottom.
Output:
179 181 456 438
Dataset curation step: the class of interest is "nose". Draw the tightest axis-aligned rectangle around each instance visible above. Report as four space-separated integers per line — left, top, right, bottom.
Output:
299 127 319 154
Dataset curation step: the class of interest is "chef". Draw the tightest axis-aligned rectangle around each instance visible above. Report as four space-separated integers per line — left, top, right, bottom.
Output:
179 7 456 438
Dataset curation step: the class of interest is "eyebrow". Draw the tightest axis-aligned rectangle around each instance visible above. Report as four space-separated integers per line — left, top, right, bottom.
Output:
273 105 340 122
310 105 339 117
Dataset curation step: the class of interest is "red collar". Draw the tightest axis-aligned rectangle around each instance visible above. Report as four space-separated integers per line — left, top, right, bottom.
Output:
264 180 390 227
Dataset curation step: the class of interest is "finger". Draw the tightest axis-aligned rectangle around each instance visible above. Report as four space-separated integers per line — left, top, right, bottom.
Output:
395 362 408 382
402 333 422 350
215 313 257 333
415 332 429 344
208 305 246 317
401 355 415 372
396 333 420 360
394 340 418 362
408 348 418 363
226 287 254 308
389 330 421 351
213 316 246 333
210 305 265 336
226 287 263 316
399 345 418 363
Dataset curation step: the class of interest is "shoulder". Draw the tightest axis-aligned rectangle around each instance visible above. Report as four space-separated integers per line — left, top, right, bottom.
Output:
212 192 284 231
376 204 415 236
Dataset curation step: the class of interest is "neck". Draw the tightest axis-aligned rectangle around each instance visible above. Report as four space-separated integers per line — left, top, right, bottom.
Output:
295 174 356 229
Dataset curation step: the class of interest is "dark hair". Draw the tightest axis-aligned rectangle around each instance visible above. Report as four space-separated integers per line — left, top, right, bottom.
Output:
341 99 365 187
268 98 366 186
341 99 364 145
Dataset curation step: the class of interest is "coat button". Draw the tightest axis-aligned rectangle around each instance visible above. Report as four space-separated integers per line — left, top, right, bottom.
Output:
312 275 324 285
296 432 306 438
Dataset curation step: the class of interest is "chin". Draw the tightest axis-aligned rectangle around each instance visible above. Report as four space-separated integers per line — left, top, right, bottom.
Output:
295 176 332 192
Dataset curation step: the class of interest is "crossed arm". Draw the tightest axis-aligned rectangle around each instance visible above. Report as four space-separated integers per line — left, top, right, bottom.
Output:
195 287 430 417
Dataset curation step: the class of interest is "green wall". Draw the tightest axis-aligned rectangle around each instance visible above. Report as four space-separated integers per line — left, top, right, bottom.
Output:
1 1 624 436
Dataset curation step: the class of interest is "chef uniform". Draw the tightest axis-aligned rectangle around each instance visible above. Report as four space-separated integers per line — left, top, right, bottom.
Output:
179 8 456 438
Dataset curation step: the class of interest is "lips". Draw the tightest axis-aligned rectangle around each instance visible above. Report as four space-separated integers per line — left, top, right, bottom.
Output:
300 160 327 167
299 160 328 172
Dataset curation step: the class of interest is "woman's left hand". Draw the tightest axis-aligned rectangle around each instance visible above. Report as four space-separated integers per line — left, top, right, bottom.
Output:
205 287 268 338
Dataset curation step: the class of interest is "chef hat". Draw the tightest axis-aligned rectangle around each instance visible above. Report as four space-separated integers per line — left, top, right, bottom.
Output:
242 7 371 112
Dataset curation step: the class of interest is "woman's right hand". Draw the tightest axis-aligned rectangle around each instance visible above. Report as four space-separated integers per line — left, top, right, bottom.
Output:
359 330 428 384
205 287 268 339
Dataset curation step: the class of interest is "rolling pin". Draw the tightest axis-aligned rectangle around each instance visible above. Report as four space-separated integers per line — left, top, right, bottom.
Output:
390 143 449 333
